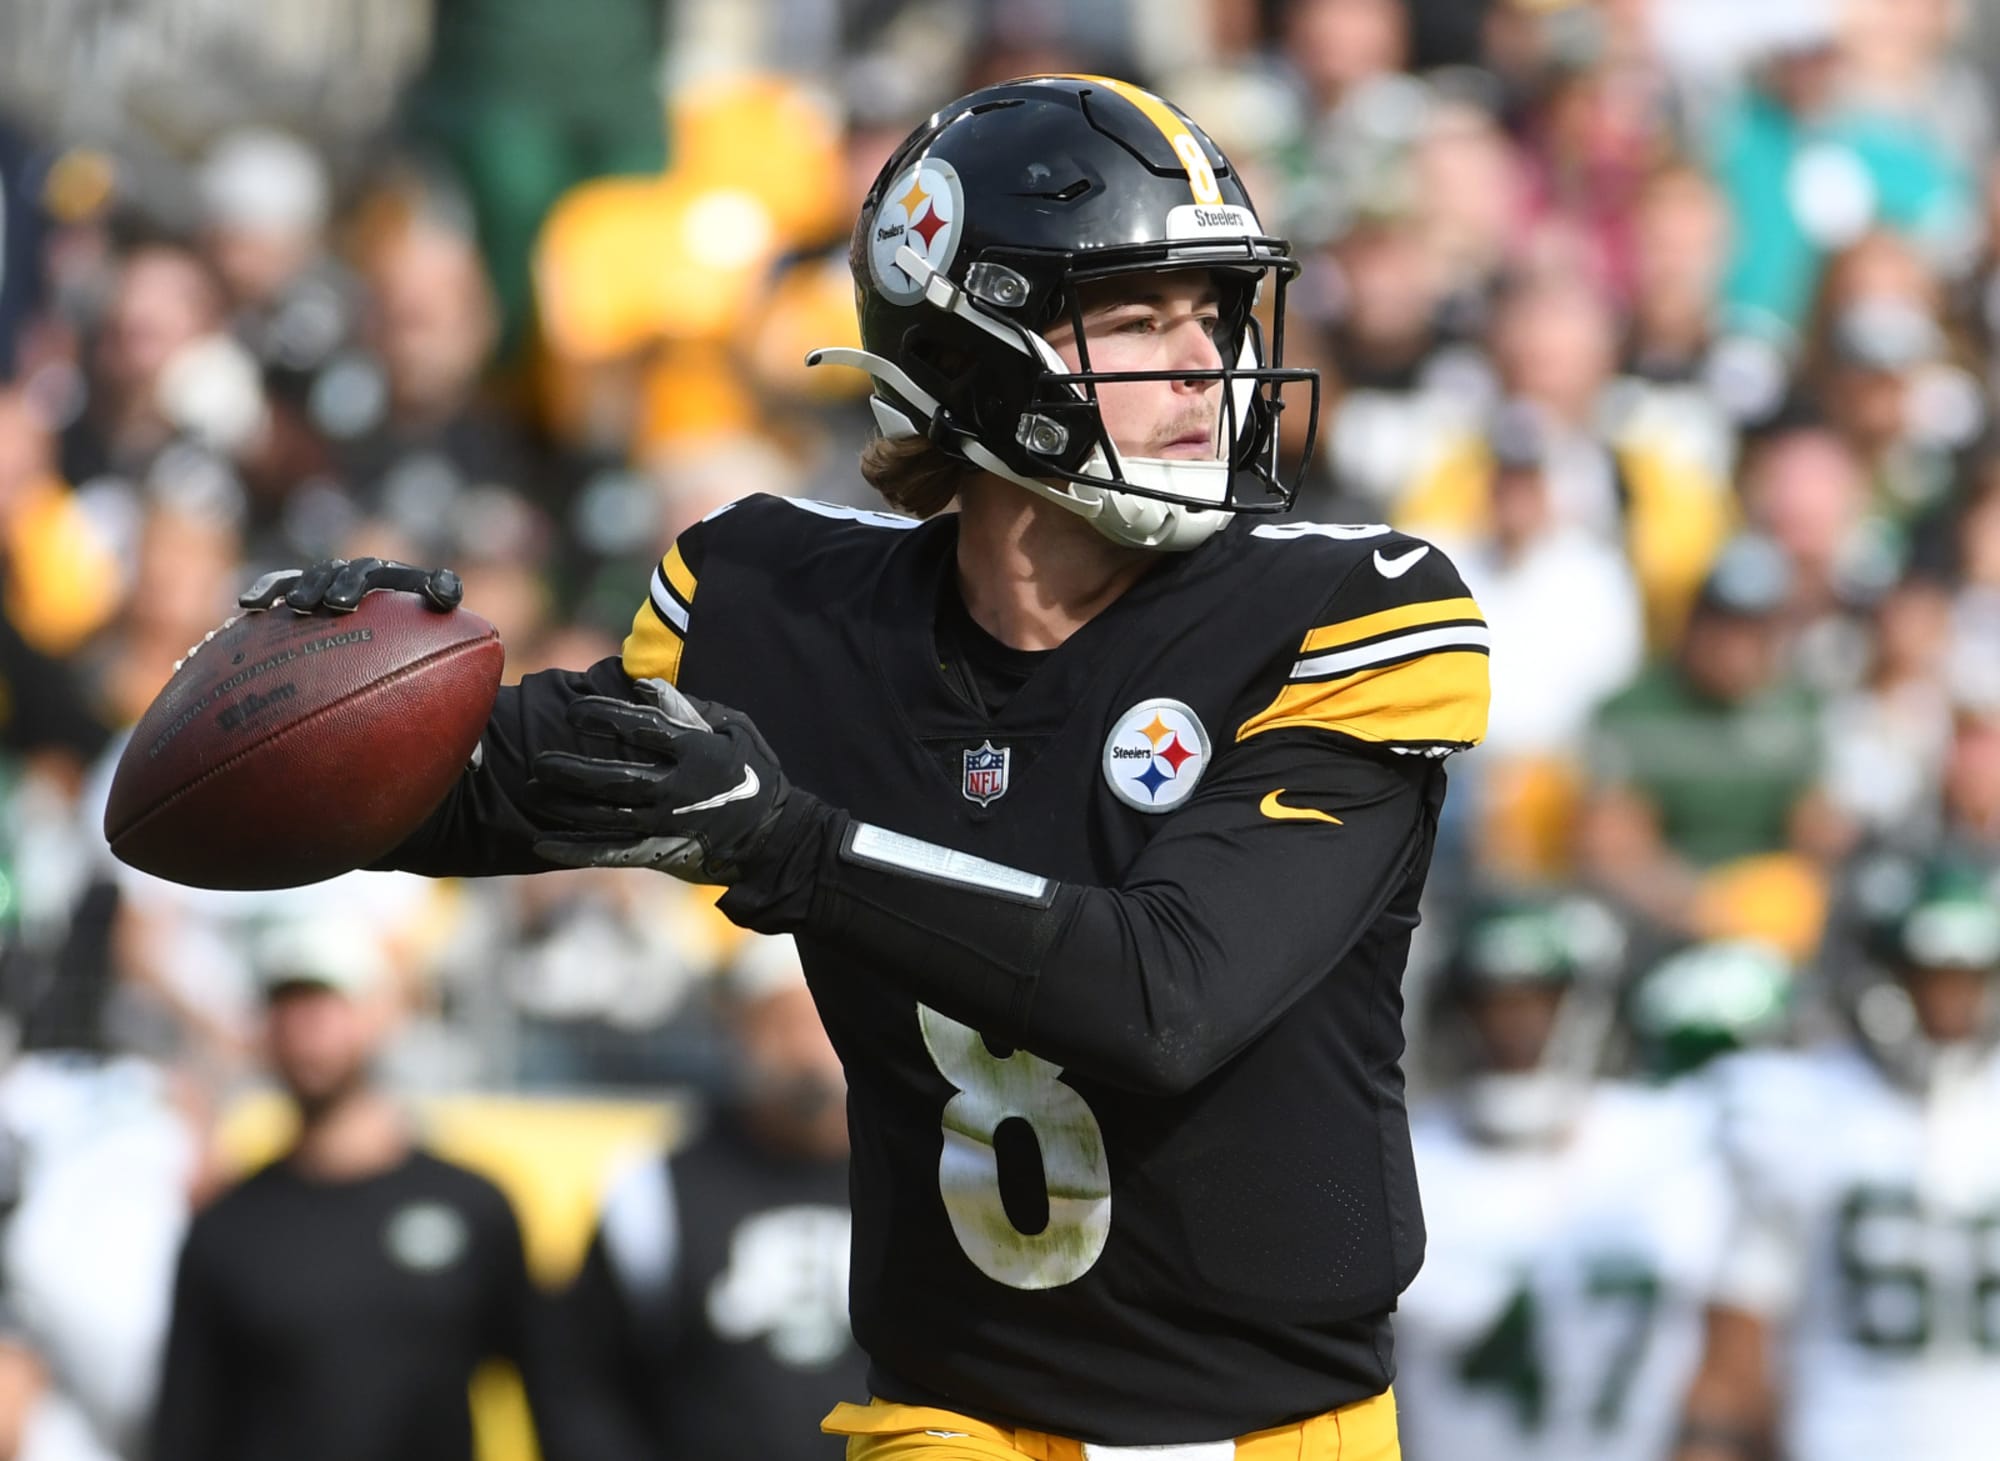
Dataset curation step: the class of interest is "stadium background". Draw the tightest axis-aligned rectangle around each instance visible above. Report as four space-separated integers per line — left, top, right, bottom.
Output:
4 0 2000 1456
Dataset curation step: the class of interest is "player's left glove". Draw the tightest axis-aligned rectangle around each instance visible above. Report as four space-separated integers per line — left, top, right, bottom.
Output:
527 678 794 883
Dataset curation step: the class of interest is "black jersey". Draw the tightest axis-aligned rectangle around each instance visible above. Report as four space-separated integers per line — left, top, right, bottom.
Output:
564 1115 861 1461
150 1150 554 1461
392 494 1489 1443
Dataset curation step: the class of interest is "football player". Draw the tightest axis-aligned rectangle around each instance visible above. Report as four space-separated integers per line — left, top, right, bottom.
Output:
250 77 1489 1458
1673 855 2000 1461
1395 899 1738 1461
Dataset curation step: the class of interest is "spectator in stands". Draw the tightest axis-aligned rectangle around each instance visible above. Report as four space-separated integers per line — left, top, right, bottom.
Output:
1582 535 1846 953
1625 162 1739 388
1619 161 1786 481
1822 572 1956 839
0 391 113 765
1918 693 2000 873
193 128 358 395
0 1047 198 1458
1433 401 1644 880
561 934 860 1461
1835 0 1994 191
1271 0 1424 246
317 209 538 558
1798 233 1984 525
1316 210 1479 513
1398 271 1731 647
1709 11 1977 335
401 0 669 359
82 495 240 733
1511 0 1684 302
1405 85 1524 327
150 919 567 1461
0 122 46 380
58 241 257 491
1736 416 1901 687
1443 400 1645 763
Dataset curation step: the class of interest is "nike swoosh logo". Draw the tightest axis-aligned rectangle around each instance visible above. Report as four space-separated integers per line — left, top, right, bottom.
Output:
1260 789 1343 825
674 767 760 814
1373 545 1431 578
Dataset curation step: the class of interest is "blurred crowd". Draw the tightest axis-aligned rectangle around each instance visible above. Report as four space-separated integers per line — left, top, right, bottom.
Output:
0 0 1997 1457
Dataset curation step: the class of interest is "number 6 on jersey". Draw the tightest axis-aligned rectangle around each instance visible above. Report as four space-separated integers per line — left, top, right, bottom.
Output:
919 1004 1111 1290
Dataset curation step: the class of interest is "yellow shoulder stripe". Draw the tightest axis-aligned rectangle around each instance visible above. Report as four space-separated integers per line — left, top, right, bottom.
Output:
662 543 696 606
1300 596 1482 655
1239 649 1489 747
621 544 698 685
622 601 684 684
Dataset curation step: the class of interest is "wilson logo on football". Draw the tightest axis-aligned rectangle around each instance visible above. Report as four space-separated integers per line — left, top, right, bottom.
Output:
1102 699 1210 813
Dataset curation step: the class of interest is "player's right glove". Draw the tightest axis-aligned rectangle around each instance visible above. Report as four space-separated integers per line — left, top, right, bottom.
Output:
239 557 463 614
527 678 800 884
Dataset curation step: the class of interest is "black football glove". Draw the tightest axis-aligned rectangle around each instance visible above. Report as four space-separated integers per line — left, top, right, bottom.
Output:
528 679 793 883
238 557 463 614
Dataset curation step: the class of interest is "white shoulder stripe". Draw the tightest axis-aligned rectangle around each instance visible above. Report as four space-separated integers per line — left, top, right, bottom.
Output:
1292 623 1490 680
783 498 922 529
1252 521 1393 543
650 570 690 632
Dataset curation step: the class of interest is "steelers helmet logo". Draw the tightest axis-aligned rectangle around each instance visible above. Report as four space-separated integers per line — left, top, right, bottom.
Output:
1103 699 1210 813
869 159 964 305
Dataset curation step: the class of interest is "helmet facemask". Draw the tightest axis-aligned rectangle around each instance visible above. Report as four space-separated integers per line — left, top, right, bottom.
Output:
810 76 1322 551
818 241 1315 550
985 251 1318 550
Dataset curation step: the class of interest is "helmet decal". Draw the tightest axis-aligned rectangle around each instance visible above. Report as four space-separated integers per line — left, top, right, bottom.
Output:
869 158 965 306
1057 74 1224 206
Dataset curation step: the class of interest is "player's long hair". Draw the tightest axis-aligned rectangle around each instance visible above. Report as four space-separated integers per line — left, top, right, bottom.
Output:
860 431 972 519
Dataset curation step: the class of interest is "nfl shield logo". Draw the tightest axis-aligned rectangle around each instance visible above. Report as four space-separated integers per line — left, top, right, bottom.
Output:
962 740 1011 806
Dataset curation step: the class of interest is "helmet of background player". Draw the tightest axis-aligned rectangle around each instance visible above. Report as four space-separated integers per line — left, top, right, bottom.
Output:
1627 939 1794 1082
808 74 1320 552
1844 853 2000 1090
1440 893 1628 1145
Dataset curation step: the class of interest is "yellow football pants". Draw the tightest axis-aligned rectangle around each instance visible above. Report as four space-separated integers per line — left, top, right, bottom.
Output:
823 1389 1400 1461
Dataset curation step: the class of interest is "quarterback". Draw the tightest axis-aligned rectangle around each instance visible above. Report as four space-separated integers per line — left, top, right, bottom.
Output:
256 78 1489 1458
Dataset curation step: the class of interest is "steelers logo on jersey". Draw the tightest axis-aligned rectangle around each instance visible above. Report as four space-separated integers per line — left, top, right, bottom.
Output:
868 159 964 305
1103 698 1210 812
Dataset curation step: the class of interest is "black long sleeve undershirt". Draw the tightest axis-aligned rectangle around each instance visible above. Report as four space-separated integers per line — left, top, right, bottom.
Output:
386 663 1441 1096
721 727 1436 1095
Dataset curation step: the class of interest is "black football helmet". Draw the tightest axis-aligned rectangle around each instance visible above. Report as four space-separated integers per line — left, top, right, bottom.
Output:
808 75 1319 551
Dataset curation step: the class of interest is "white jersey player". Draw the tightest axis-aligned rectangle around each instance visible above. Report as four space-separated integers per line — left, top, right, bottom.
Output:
1401 1081 1731 1461
1397 911 1765 1461
1676 855 2000 1461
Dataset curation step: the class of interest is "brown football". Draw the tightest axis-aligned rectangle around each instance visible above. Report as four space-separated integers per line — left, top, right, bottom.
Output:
104 592 504 889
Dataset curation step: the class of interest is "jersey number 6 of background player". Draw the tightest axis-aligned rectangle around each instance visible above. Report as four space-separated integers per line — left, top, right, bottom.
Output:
314 76 1490 1455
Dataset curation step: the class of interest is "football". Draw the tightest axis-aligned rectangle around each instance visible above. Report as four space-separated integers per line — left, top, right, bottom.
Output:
104 592 505 890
